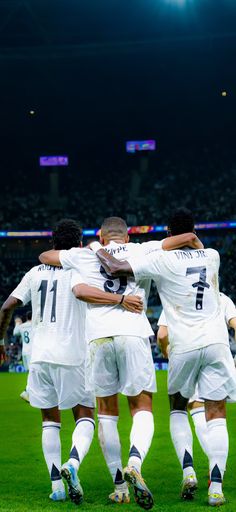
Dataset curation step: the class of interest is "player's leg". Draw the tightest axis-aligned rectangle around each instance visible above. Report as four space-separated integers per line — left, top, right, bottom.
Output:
168 350 201 500
116 336 156 509
90 337 129 503
125 391 154 510
98 395 130 503
41 407 66 501
55 364 95 505
205 399 227 506
188 391 208 457
20 354 30 402
169 392 197 499
28 362 65 501
198 343 236 506
61 404 95 505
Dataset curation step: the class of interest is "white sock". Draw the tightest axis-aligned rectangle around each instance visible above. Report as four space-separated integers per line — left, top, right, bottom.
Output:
42 421 64 491
190 407 209 457
170 410 195 478
98 414 125 485
68 417 95 471
207 418 228 495
128 411 154 472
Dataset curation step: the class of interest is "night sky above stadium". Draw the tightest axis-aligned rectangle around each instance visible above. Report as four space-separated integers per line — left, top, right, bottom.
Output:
0 0 235 172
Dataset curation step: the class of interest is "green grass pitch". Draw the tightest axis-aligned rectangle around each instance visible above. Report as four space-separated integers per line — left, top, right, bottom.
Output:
1 372 236 512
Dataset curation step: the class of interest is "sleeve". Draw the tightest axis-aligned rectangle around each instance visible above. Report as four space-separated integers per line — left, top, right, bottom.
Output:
70 269 85 290
13 325 21 336
11 271 31 306
59 248 81 271
157 310 167 327
129 250 163 281
141 240 164 256
223 296 236 324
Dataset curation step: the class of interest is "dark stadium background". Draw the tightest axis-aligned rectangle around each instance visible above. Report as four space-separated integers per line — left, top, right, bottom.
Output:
1 0 236 366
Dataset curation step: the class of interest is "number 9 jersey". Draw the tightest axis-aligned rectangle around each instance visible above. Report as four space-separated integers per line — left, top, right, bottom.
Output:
59 241 163 343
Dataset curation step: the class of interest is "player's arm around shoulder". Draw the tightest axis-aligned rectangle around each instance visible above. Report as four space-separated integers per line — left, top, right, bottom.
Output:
72 283 143 314
90 242 134 277
39 249 61 266
162 233 204 251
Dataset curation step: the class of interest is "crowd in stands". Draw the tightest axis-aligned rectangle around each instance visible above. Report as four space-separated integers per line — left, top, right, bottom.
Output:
1 145 236 230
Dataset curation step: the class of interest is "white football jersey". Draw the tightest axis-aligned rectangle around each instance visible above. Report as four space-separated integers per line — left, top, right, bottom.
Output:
59 240 163 343
13 320 32 357
130 248 229 353
158 292 236 331
11 264 86 365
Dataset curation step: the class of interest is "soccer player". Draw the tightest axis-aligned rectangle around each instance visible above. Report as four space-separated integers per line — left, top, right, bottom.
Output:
92 208 236 507
0 219 142 505
157 291 236 457
39 216 203 510
13 311 32 402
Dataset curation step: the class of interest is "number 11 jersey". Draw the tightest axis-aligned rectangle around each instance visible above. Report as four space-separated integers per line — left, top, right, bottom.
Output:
11 264 86 365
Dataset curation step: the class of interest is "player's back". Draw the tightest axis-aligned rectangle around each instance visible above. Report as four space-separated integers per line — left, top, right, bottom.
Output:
152 248 229 352
13 264 86 365
60 241 154 343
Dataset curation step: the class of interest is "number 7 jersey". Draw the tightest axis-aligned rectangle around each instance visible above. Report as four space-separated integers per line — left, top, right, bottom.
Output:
11 264 86 365
130 247 229 353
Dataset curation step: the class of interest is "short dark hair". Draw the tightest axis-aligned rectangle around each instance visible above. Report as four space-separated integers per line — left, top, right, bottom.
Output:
26 310 32 321
52 219 83 250
100 217 128 238
168 207 195 236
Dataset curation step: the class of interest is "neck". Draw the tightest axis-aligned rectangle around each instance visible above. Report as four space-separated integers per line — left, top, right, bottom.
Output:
103 237 126 246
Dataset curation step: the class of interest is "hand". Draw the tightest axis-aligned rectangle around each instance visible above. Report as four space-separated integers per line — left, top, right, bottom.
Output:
188 235 204 250
121 295 143 314
162 344 170 359
14 317 22 325
0 346 7 366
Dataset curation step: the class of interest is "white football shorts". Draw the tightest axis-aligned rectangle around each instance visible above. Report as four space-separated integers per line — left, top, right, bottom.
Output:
88 335 157 397
28 362 96 410
168 344 236 401
188 383 204 404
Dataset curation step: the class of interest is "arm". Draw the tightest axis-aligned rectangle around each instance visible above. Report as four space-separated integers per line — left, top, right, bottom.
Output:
73 283 143 313
0 296 22 364
39 249 61 266
229 317 236 340
162 233 204 251
96 248 133 277
13 317 22 336
157 325 169 358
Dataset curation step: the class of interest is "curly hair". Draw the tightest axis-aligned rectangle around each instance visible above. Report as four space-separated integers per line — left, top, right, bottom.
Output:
168 207 195 236
52 218 83 250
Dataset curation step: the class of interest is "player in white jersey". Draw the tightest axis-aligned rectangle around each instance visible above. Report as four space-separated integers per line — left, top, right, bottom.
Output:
157 292 236 458
13 311 32 402
39 216 202 510
0 219 142 505
92 208 236 507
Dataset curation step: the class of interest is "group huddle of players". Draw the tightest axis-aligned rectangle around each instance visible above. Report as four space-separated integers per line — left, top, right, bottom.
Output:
0 207 236 509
